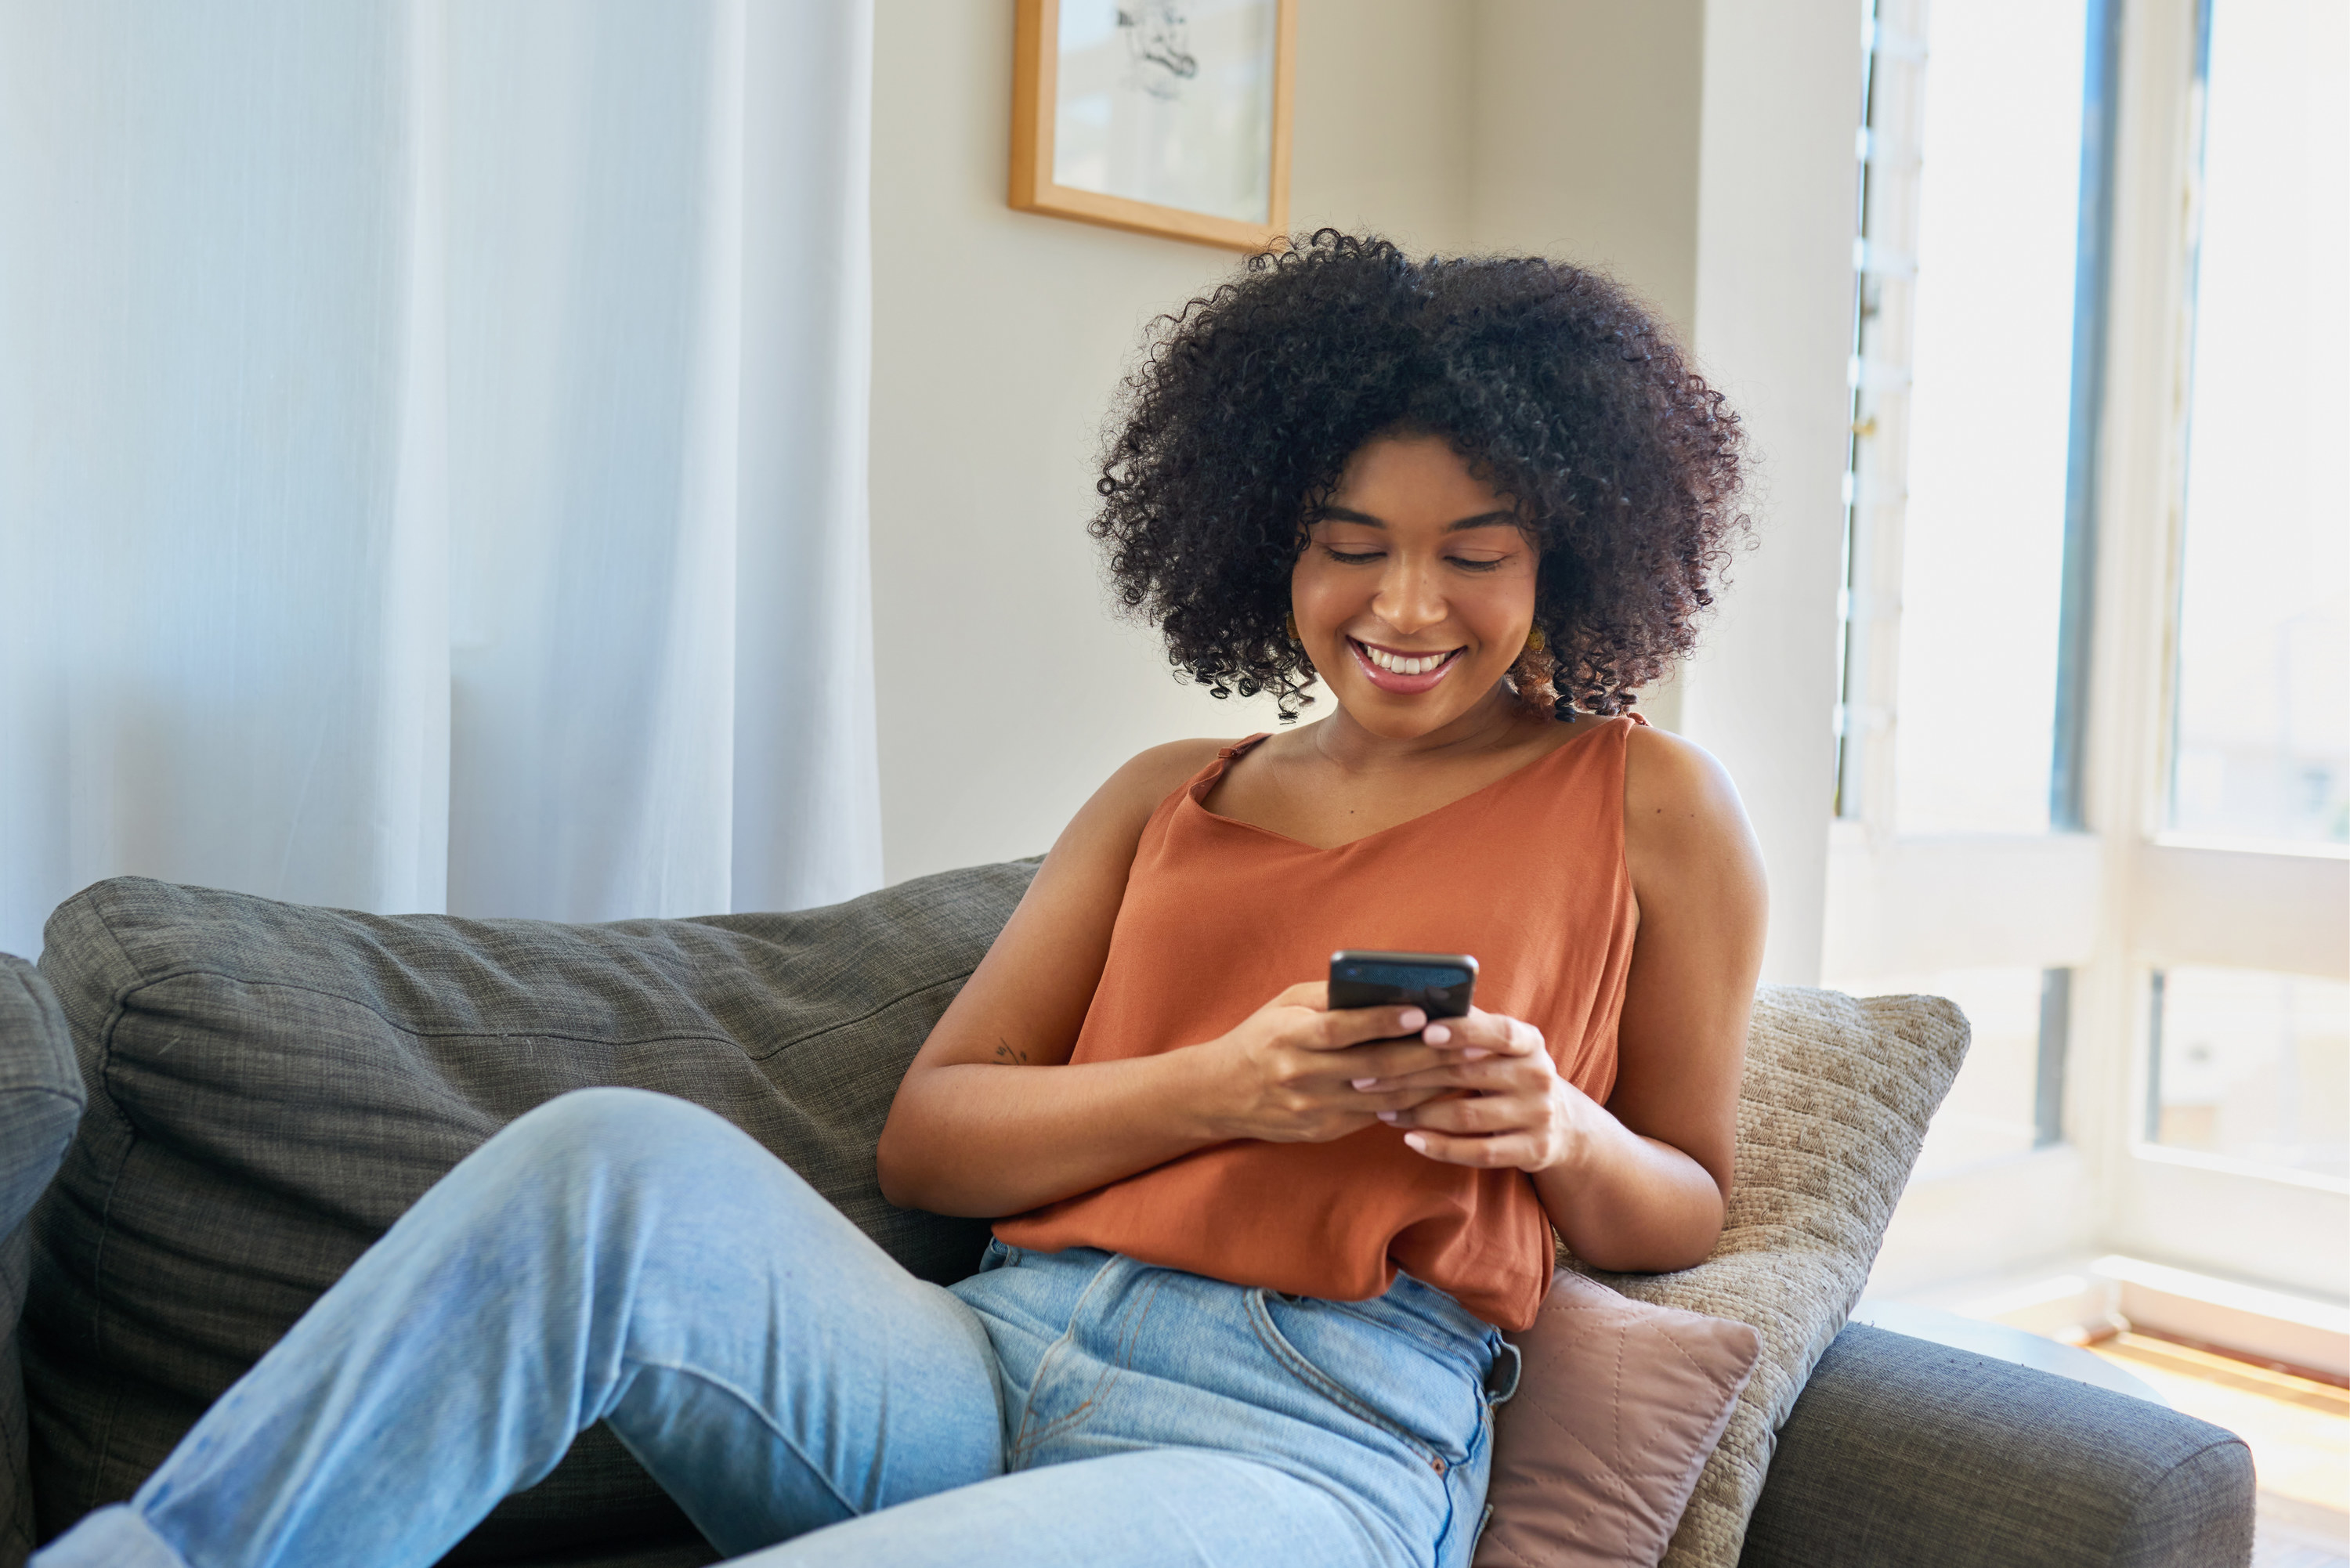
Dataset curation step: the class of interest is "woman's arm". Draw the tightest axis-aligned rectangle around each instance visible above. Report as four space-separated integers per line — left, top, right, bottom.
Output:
1359 725 1766 1272
876 743 1441 1217
1577 724 1766 1262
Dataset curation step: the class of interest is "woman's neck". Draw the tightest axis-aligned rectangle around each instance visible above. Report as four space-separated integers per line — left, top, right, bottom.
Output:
1305 681 1548 775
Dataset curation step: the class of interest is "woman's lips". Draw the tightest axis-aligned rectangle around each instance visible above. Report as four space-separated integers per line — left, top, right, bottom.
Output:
1349 638 1464 695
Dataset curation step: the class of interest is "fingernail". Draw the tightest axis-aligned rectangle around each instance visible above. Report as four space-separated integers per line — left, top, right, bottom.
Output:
1462 1047 1489 1061
1424 1024 1450 1045
1378 1110 1399 1123
1403 1133 1428 1152
1350 1077 1379 1090
1399 1008 1426 1030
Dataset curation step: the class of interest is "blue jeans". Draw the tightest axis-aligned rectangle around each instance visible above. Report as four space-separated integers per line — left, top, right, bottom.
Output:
34 1089 1516 1567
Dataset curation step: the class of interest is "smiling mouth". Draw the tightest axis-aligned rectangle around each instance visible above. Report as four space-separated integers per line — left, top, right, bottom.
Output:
1354 641 1460 675
1348 638 1465 692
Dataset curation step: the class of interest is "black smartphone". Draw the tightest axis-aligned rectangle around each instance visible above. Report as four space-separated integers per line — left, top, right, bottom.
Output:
1327 950 1477 1018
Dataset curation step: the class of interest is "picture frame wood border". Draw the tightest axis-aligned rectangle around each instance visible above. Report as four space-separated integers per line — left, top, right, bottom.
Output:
1010 0 1295 252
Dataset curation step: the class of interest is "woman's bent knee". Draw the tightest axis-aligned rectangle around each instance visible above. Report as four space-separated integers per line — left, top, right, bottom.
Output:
483 1088 822 1216
508 1086 721 1150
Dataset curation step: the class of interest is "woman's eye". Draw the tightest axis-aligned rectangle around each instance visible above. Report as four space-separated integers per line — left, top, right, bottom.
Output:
1448 556 1506 572
1324 547 1383 565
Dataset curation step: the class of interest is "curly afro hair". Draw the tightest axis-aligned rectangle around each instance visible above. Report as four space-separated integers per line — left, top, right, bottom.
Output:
1092 230 1749 720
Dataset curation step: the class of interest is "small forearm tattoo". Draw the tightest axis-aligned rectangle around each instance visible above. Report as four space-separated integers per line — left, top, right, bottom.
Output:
992 1038 1032 1065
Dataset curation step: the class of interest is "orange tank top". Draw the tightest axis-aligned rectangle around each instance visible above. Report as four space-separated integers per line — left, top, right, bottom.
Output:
994 715 1642 1331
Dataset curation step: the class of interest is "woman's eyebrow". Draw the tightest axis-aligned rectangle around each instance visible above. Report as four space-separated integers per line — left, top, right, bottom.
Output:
1318 505 1519 532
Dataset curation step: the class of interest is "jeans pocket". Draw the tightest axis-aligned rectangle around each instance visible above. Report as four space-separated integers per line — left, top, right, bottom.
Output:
1486 1335 1522 1406
1244 1290 1476 1472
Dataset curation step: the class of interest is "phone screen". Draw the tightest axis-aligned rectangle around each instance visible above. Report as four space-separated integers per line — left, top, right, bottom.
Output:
1327 950 1477 1017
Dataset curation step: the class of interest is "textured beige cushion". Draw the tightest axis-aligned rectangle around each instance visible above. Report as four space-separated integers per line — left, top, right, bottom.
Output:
1477 1270 1759 1567
1561 986 1969 1568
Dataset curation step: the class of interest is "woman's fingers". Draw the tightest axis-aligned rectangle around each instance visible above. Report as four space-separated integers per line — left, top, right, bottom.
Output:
1396 1128 1538 1168
1340 1011 1546 1092
1421 1008 1540 1059
1352 1049 1546 1096
1334 1037 1455 1082
1377 1093 1528 1133
1303 1004 1426 1050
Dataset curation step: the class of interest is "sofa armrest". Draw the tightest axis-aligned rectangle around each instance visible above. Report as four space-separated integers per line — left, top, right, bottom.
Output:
1737 1322 2254 1568
2 954 85 1568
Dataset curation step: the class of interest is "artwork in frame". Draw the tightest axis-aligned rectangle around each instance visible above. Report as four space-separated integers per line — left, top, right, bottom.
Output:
1010 0 1296 252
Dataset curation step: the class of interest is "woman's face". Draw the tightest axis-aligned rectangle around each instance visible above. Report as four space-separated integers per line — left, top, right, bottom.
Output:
1290 434 1539 739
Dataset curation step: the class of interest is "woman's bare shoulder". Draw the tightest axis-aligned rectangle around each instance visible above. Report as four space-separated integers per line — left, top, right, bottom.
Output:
1619 721 1766 910
1056 737 1239 852
1116 735 1235 795
1103 736 1231 808
1622 721 1745 831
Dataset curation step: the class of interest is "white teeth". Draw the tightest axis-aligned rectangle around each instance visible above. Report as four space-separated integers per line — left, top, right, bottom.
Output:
1363 645 1450 676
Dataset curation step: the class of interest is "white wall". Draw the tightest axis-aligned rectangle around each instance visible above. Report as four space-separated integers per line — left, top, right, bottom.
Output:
1677 0 1866 985
1467 0 1704 335
868 1 1863 986
867 0 1473 883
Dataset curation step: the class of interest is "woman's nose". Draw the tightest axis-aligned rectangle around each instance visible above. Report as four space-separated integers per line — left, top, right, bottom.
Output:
1372 559 1445 634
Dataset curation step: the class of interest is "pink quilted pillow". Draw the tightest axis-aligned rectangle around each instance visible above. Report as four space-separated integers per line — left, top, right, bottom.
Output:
1475 1270 1761 1567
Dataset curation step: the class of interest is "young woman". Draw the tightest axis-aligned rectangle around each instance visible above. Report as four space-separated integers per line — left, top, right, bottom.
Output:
35 233 1765 1568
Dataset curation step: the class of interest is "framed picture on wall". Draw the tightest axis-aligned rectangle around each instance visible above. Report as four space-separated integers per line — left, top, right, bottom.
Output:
1010 0 1296 251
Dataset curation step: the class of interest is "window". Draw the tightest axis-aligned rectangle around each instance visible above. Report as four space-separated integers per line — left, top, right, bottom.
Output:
2150 968 2350 1178
1886 0 2085 836
1832 0 2349 1305
2165 0 2350 848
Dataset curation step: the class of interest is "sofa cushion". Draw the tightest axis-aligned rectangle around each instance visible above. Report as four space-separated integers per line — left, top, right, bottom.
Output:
1 954 84 1568
1476 1269 1759 1568
24 865 1035 1565
1563 987 1969 1568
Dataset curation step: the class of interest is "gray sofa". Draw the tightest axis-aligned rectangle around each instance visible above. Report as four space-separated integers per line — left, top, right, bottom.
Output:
0 865 2255 1567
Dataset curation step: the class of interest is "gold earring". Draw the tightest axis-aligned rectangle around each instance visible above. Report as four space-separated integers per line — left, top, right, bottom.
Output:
1285 611 1300 643
1524 626 1546 656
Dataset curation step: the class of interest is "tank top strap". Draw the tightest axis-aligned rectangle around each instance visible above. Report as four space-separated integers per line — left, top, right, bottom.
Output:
1188 734 1271 807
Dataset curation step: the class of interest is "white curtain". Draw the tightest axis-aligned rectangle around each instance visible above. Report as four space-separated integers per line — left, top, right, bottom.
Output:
0 0 881 958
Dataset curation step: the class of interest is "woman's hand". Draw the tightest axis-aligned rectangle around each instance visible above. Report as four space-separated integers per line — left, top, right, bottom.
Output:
1201 984 1464 1145
1351 1006 1600 1174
